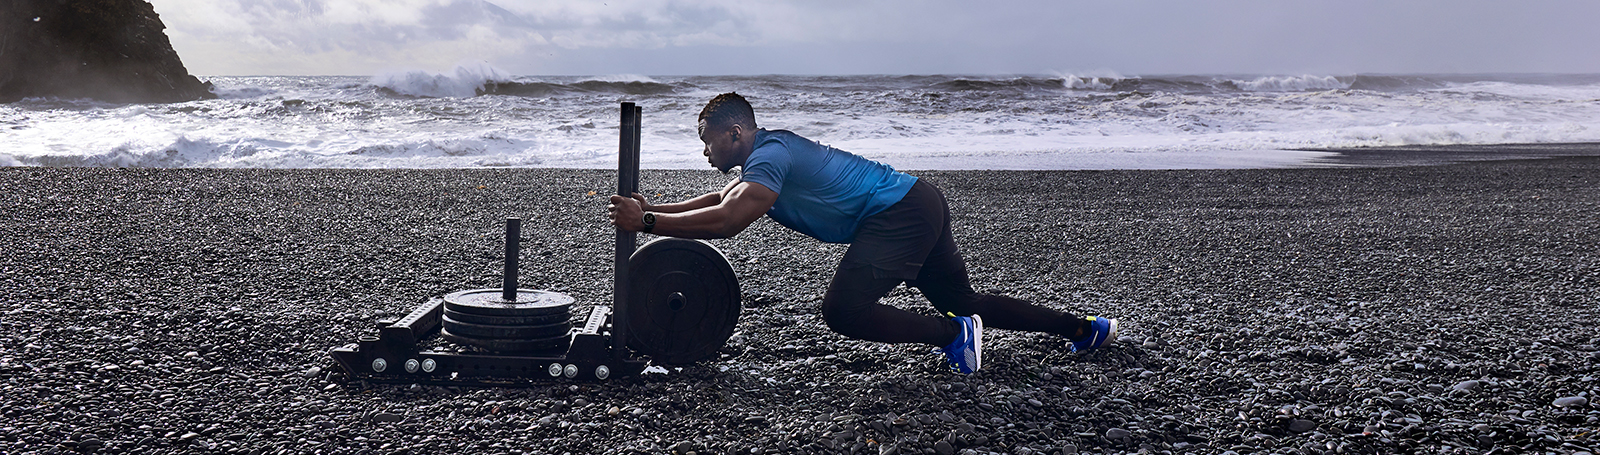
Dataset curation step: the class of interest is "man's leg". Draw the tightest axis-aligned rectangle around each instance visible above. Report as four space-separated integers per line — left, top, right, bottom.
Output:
915 251 1088 339
821 263 959 346
821 179 963 346
911 182 1090 339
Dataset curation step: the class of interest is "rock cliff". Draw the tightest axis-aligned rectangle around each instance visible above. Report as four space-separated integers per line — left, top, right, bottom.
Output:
1 0 215 103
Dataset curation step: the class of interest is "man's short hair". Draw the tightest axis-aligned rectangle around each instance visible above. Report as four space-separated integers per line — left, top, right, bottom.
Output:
699 92 756 131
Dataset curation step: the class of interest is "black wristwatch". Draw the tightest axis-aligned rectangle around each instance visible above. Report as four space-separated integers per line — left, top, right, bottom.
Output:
641 212 656 233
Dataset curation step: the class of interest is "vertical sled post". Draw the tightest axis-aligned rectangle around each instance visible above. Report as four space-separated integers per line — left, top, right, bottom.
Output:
502 217 521 301
614 102 642 354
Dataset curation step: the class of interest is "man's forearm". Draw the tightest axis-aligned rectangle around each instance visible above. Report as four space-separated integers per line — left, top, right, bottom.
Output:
648 191 722 214
651 206 742 239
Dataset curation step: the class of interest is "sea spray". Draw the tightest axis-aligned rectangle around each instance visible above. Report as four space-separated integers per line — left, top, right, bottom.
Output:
4 73 1600 169
372 62 513 98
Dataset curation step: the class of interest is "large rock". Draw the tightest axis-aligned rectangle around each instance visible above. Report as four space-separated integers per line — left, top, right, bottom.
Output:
0 0 215 103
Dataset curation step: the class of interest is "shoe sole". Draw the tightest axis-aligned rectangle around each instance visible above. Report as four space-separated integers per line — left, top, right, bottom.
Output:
1102 318 1118 348
971 314 983 373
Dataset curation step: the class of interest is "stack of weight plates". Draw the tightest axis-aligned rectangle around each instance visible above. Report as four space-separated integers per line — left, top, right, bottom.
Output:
440 289 574 352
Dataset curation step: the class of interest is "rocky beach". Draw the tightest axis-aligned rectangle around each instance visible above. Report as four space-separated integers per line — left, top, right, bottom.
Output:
1 157 1597 454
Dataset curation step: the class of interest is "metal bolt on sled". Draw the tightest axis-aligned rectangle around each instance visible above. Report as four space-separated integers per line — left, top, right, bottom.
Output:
329 102 741 385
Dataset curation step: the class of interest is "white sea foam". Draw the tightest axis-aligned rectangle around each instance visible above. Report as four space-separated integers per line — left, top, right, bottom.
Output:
1231 75 1348 92
4 73 1599 170
579 74 660 84
371 62 513 98
1057 70 1126 90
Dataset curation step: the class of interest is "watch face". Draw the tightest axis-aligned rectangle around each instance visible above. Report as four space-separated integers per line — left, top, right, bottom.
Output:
643 212 656 225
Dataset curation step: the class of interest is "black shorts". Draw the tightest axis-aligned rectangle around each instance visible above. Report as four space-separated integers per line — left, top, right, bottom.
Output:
839 178 962 283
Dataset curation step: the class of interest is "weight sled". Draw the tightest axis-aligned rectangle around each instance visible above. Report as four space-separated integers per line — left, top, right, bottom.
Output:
328 102 742 385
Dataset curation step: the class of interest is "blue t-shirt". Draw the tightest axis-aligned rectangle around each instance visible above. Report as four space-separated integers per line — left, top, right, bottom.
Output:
739 129 918 243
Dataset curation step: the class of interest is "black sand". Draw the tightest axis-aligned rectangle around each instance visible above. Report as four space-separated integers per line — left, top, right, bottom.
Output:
2 157 1597 454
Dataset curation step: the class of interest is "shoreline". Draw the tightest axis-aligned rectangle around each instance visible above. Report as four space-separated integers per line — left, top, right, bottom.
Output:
6 142 1600 172
1296 142 1600 168
2 158 1597 454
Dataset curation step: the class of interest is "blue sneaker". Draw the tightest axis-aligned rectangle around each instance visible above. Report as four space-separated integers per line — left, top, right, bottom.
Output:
1070 316 1118 352
940 314 983 374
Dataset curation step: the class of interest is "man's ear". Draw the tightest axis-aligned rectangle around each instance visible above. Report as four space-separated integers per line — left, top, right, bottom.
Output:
729 123 743 142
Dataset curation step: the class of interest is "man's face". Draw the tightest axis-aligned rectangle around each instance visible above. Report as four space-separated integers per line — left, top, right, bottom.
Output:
699 119 740 173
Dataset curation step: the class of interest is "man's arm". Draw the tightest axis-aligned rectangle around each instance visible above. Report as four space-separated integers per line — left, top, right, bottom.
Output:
609 181 776 239
637 178 742 214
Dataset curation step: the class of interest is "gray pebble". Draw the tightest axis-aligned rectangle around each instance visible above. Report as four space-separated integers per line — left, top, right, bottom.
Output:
78 439 104 451
11 164 1600 455
1288 419 1317 433
1554 396 1589 408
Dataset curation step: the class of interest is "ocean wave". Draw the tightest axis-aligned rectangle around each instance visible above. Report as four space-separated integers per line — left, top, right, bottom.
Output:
475 79 682 97
1 134 554 168
1227 75 1349 92
9 74 1600 170
1347 74 1447 92
1050 73 1454 94
6 136 264 168
569 80 681 95
1062 75 1123 90
1052 73 1225 94
371 62 513 98
934 77 1068 91
212 85 279 100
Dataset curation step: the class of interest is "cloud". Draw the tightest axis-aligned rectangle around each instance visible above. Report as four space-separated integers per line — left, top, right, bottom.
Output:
155 0 549 74
151 0 1600 76
153 0 941 75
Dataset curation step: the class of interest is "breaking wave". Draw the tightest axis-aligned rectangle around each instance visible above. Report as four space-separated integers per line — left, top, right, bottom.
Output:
372 62 513 98
1227 75 1349 92
373 66 683 98
6 72 1600 170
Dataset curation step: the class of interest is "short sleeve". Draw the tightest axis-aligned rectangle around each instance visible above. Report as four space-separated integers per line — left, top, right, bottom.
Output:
739 138 790 195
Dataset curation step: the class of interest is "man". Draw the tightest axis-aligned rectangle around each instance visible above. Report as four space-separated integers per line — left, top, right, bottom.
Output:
607 93 1116 374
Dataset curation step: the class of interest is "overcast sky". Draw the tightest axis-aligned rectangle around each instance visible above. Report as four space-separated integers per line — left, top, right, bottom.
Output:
149 0 1600 77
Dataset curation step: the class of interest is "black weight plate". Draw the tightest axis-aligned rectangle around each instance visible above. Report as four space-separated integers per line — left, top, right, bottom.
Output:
441 313 573 340
625 238 740 365
443 308 572 326
442 328 571 353
443 289 574 317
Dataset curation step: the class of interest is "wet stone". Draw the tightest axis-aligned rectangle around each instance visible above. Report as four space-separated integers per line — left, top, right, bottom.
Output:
78 439 104 451
1553 396 1588 408
9 163 1600 455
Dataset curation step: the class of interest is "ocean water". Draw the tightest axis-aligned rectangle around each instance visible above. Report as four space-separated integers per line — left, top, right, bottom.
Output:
4 67 1600 170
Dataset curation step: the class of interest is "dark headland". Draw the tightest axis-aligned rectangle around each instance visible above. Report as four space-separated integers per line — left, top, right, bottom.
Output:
2 156 1597 454
0 0 214 103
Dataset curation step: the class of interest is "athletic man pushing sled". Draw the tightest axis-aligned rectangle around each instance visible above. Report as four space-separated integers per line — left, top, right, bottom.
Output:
608 93 1117 374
